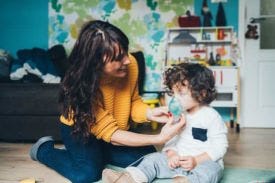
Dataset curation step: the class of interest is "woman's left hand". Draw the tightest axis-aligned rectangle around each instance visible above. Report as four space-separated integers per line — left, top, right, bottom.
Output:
147 106 169 123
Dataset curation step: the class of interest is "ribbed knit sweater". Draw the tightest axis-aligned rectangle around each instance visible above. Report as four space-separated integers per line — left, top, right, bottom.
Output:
60 54 149 142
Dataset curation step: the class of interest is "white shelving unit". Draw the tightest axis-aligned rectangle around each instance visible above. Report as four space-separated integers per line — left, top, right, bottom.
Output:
164 27 240 129
209 66 239 108
165 26 234 66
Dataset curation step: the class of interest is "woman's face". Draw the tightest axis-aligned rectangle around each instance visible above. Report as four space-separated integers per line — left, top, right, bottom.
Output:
103 54 130 78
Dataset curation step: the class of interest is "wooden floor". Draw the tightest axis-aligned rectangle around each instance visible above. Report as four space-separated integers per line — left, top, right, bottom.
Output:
1 127 275 183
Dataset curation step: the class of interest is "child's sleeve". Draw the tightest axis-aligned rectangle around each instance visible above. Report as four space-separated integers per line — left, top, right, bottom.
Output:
162 135 180 152
205 114 228 162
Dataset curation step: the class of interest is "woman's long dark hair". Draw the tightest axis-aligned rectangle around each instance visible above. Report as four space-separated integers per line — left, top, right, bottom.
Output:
59 20 129 140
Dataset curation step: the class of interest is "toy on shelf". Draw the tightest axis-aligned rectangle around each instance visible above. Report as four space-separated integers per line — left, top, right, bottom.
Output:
216 2 227 27
190 44 206 53
201 0 213 27
216 28 227 40
201 30 211 40
178 10 200 27
208 52 216 66
216 46 227 56
172 31 197 44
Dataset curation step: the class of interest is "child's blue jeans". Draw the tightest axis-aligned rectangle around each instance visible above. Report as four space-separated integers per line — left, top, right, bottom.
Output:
37 123 156 183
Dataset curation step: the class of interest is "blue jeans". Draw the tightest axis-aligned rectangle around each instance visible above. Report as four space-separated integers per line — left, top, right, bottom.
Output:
37 123 156 183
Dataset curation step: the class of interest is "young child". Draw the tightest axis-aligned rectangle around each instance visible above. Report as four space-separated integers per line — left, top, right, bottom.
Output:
102 63 228 183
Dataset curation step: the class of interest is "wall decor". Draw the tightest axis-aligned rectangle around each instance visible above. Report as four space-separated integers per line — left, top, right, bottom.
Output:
49 0 193 91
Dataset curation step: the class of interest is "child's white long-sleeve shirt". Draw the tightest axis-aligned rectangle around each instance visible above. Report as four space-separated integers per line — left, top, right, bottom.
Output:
163 106 228 168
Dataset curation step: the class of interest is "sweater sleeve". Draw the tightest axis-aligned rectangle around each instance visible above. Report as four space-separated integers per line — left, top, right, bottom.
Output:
60 109 119 143
130 83 150 123
205 114 228 161
90 106 119 143
128 54 150 123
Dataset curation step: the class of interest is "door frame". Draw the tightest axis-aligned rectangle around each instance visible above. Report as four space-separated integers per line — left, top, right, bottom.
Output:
238 0 246 128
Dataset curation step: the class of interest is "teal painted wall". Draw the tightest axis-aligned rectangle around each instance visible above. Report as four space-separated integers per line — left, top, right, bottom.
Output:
0 0 239 58
194 0 239 32
0 0 48 57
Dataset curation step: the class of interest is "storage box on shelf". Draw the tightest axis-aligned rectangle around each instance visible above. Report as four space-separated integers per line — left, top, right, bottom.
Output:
164 26 240 131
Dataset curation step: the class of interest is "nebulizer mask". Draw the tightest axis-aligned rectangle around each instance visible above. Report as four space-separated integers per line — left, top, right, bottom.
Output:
168 93 186 123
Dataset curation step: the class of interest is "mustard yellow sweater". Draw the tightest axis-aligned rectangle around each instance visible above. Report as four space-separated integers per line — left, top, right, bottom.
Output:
60 54 149 142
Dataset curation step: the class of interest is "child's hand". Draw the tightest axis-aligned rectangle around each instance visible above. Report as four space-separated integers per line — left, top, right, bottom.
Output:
168 154 181 169
179 156 197 171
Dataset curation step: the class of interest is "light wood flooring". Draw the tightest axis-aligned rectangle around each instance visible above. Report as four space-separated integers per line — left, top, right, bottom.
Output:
0 127 275 183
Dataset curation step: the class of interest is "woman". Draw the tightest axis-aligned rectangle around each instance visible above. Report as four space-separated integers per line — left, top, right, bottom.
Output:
29 20 185 183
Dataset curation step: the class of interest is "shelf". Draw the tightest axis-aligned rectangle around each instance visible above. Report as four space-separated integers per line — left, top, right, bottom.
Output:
165 26 235 67
168 41 232 45
168 26 234 31
209 66 238 69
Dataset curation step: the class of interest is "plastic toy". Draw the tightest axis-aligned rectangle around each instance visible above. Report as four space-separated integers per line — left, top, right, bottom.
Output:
245 24 259 39
168 96 184 122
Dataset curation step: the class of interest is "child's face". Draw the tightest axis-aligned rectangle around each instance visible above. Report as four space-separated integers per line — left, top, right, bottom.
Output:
172 80 200 113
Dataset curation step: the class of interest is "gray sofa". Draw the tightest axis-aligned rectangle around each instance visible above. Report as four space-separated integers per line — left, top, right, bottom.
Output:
0 83 61 141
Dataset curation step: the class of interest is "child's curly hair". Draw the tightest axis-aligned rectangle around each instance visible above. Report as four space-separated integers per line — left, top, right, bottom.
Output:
164 63 217 105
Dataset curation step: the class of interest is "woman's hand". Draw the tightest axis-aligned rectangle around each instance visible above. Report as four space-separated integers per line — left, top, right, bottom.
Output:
168 154 181 169
179 156 197 171
146 106 169 123
157 114 186 144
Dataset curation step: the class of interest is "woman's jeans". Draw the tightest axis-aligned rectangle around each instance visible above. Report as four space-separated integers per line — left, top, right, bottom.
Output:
37 123 156 183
